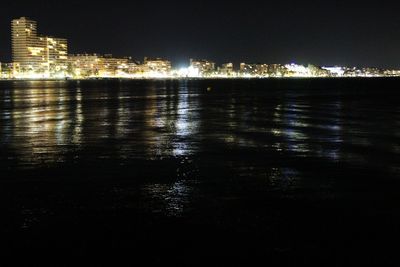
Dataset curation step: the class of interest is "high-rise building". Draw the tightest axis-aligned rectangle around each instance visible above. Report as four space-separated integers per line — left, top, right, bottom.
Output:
11 17 68 77
45 37 68 75
12 17 45 73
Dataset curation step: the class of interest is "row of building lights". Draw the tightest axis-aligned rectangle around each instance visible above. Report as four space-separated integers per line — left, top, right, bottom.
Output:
1 17 400 79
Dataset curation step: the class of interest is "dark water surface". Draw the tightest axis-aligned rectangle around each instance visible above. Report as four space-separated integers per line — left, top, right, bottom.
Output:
1 79 400 266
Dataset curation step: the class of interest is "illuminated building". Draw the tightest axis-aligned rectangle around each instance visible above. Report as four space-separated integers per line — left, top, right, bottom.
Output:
284 63 311 77
266 64 288 77
11 17 68 78
240 63 269 76
190 59 215 76
5 17 400 79
45 37 68 76
12 17 45 74
219 63 234 76
322 67 345 77
68 54 103 77
306 64 330 77
1 63 14 79
102 54 131 77
68 53 135 78
143 57 172 76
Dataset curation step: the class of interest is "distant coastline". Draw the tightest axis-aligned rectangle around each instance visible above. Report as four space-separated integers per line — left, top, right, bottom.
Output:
2 76 400 82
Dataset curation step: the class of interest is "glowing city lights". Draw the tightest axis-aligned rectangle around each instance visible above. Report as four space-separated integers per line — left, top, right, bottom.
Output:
1 17 400 80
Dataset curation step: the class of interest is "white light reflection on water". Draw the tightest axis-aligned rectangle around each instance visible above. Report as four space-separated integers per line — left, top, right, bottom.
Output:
172 83 200 157
10 82 71 166
138 81 201 159
272 99 346 161
1 88 12 144
280 100 311 155
315 101 344 161
72 87 83 145
222 96 258 148
142 180 194 217
143 84 174 158
1 80 398 176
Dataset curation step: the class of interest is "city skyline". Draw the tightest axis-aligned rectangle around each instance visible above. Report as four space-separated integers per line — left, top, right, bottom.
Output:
3 16 400 79
2 2 400 265
1 0 400 68
11 17 68 75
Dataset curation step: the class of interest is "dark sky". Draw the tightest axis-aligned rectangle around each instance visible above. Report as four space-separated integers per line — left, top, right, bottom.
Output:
1 0 400 68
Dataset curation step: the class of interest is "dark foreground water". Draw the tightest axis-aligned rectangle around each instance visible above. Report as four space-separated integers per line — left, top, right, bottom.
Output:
0 78 400 266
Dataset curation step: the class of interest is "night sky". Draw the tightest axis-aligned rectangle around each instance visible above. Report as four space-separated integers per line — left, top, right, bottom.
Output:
1 0 400 68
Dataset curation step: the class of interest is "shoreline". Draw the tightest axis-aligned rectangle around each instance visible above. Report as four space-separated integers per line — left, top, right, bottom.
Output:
2 76 400 82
